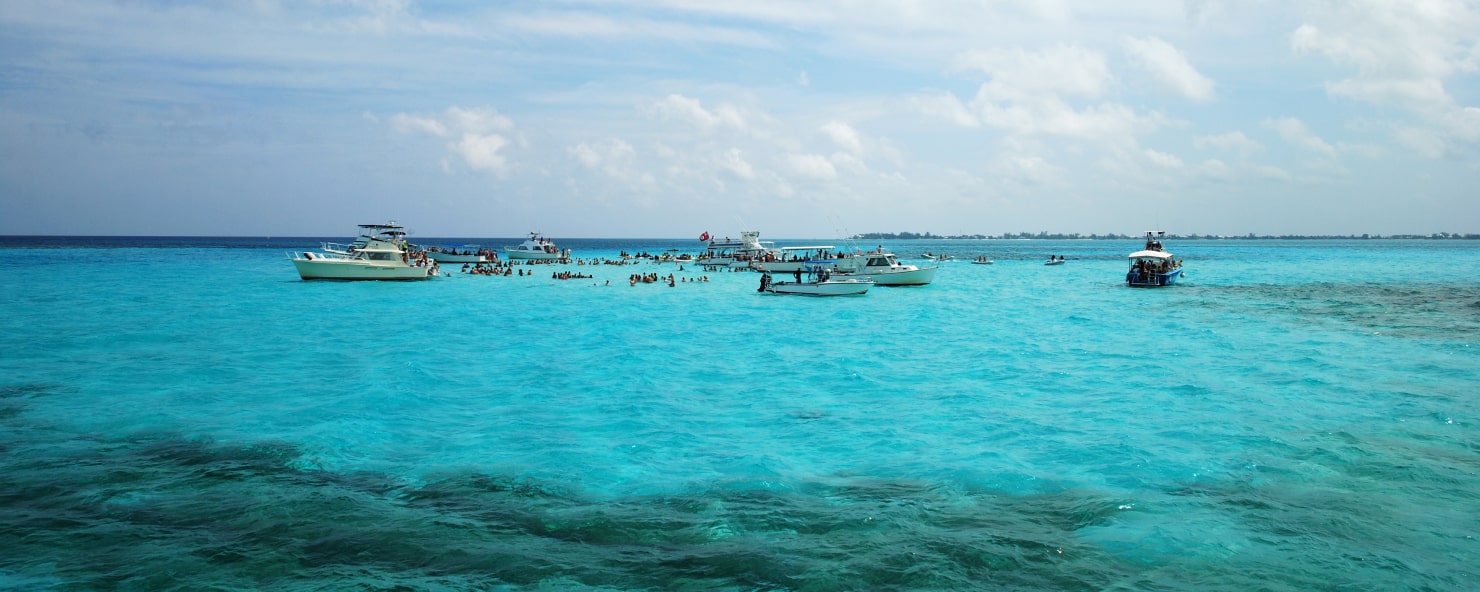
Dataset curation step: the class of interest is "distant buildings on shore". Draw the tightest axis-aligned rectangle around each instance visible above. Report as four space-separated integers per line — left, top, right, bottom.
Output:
850 232 1480 240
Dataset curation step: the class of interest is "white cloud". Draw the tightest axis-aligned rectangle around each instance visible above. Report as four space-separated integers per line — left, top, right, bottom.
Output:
389 113 449 137
787 153 837 179
1195 131 1262 156
646 94 747 132
1263 117 1337 156
1145 149 1184 168
501 11 776 48
569 139 633 168
718 148 755 179
1195 158 1233 181
995 154 1061 185
567 138 643 183
1123 36 1216 101
1290 0 1480 112
445 106 513 135
1393 125 1447 159
1251 164 1293 181
451 133 509 177
829 151 868 175
910 92 981 128
952 45 1165 142
799 70 810 87
821 121 863 154
955 45 1113 102
977 97 1163 139
389 106 517 175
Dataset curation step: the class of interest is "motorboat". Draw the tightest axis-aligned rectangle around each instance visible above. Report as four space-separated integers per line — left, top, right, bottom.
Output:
288 222 438 281
697 231 773 269
971 256 994 265
834 249 938 286
1044 256 1066 266
425 244 494 264
758 263 872 296
505 232 566 261
654 249 696 264
1127 231 1184 287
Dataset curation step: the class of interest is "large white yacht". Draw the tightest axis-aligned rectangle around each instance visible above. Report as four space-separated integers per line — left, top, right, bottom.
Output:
288 222 437 281
697 231 773 269
834 249 939 286
504 232 566 261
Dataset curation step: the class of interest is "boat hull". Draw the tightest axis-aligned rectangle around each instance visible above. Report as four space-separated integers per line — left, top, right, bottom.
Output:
427 252 490 264
291 258 434 280
847 265 938 286
1126 268 1182 287
764 280 872 296
504 249 561 261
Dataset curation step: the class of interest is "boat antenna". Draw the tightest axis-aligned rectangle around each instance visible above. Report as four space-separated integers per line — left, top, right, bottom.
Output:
830 214 860 254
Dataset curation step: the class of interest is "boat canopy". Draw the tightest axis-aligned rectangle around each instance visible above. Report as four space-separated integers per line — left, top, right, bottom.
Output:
1128 250 1173 259
778 245 835 251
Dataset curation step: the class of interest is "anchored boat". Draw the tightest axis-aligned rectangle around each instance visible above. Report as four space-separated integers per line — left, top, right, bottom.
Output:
289 222 438 281
834 248 939 286
504 232 566 261
758 263 872 296
1126 231 1184 287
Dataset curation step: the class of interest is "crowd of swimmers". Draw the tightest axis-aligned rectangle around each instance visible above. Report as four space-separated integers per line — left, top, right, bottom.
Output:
453 259 713 287
629 273 711 287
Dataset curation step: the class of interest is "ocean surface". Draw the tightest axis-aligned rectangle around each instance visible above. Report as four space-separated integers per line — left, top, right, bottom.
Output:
1 235 1477 591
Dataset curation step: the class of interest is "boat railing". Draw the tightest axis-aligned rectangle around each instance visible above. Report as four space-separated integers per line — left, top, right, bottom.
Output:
289 249 355 262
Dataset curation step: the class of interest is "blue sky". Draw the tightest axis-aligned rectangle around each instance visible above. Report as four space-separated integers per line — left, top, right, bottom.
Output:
2 0 1478 237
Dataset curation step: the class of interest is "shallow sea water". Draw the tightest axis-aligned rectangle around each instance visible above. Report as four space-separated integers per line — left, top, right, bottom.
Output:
1 237 1477 591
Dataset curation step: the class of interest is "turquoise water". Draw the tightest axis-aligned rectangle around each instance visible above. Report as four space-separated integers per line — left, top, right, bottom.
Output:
1 237 1477 591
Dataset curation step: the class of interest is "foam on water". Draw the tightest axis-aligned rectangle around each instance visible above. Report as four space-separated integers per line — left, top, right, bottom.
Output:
1 237 1477 590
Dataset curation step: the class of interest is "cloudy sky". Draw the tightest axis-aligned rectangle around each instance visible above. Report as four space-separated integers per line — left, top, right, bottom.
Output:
3 1 1478 238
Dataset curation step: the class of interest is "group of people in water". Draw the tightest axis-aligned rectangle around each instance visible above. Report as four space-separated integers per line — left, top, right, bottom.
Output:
629 273 711 287
461 262 526 277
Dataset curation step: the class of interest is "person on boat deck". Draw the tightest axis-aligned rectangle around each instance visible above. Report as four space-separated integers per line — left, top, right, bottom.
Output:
794 269 802 283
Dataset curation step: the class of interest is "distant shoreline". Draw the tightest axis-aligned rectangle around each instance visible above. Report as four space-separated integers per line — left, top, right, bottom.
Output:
850 233 1480 241
1 234 1478 241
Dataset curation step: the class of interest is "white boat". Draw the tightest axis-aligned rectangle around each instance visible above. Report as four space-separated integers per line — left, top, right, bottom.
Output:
504 232 566 261
425 244 494 264
288 222 438 281
751 245 847 273
971 256 994 265
697 231 773 269
1127 231 1184 287
758 264 872 296
834 249 939 286
1044 256 1066 266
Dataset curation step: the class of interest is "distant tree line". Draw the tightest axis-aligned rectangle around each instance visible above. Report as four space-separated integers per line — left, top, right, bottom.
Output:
851 231 1480 240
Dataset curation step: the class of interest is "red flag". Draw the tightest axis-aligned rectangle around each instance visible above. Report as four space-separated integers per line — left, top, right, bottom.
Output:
699 231 710 242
